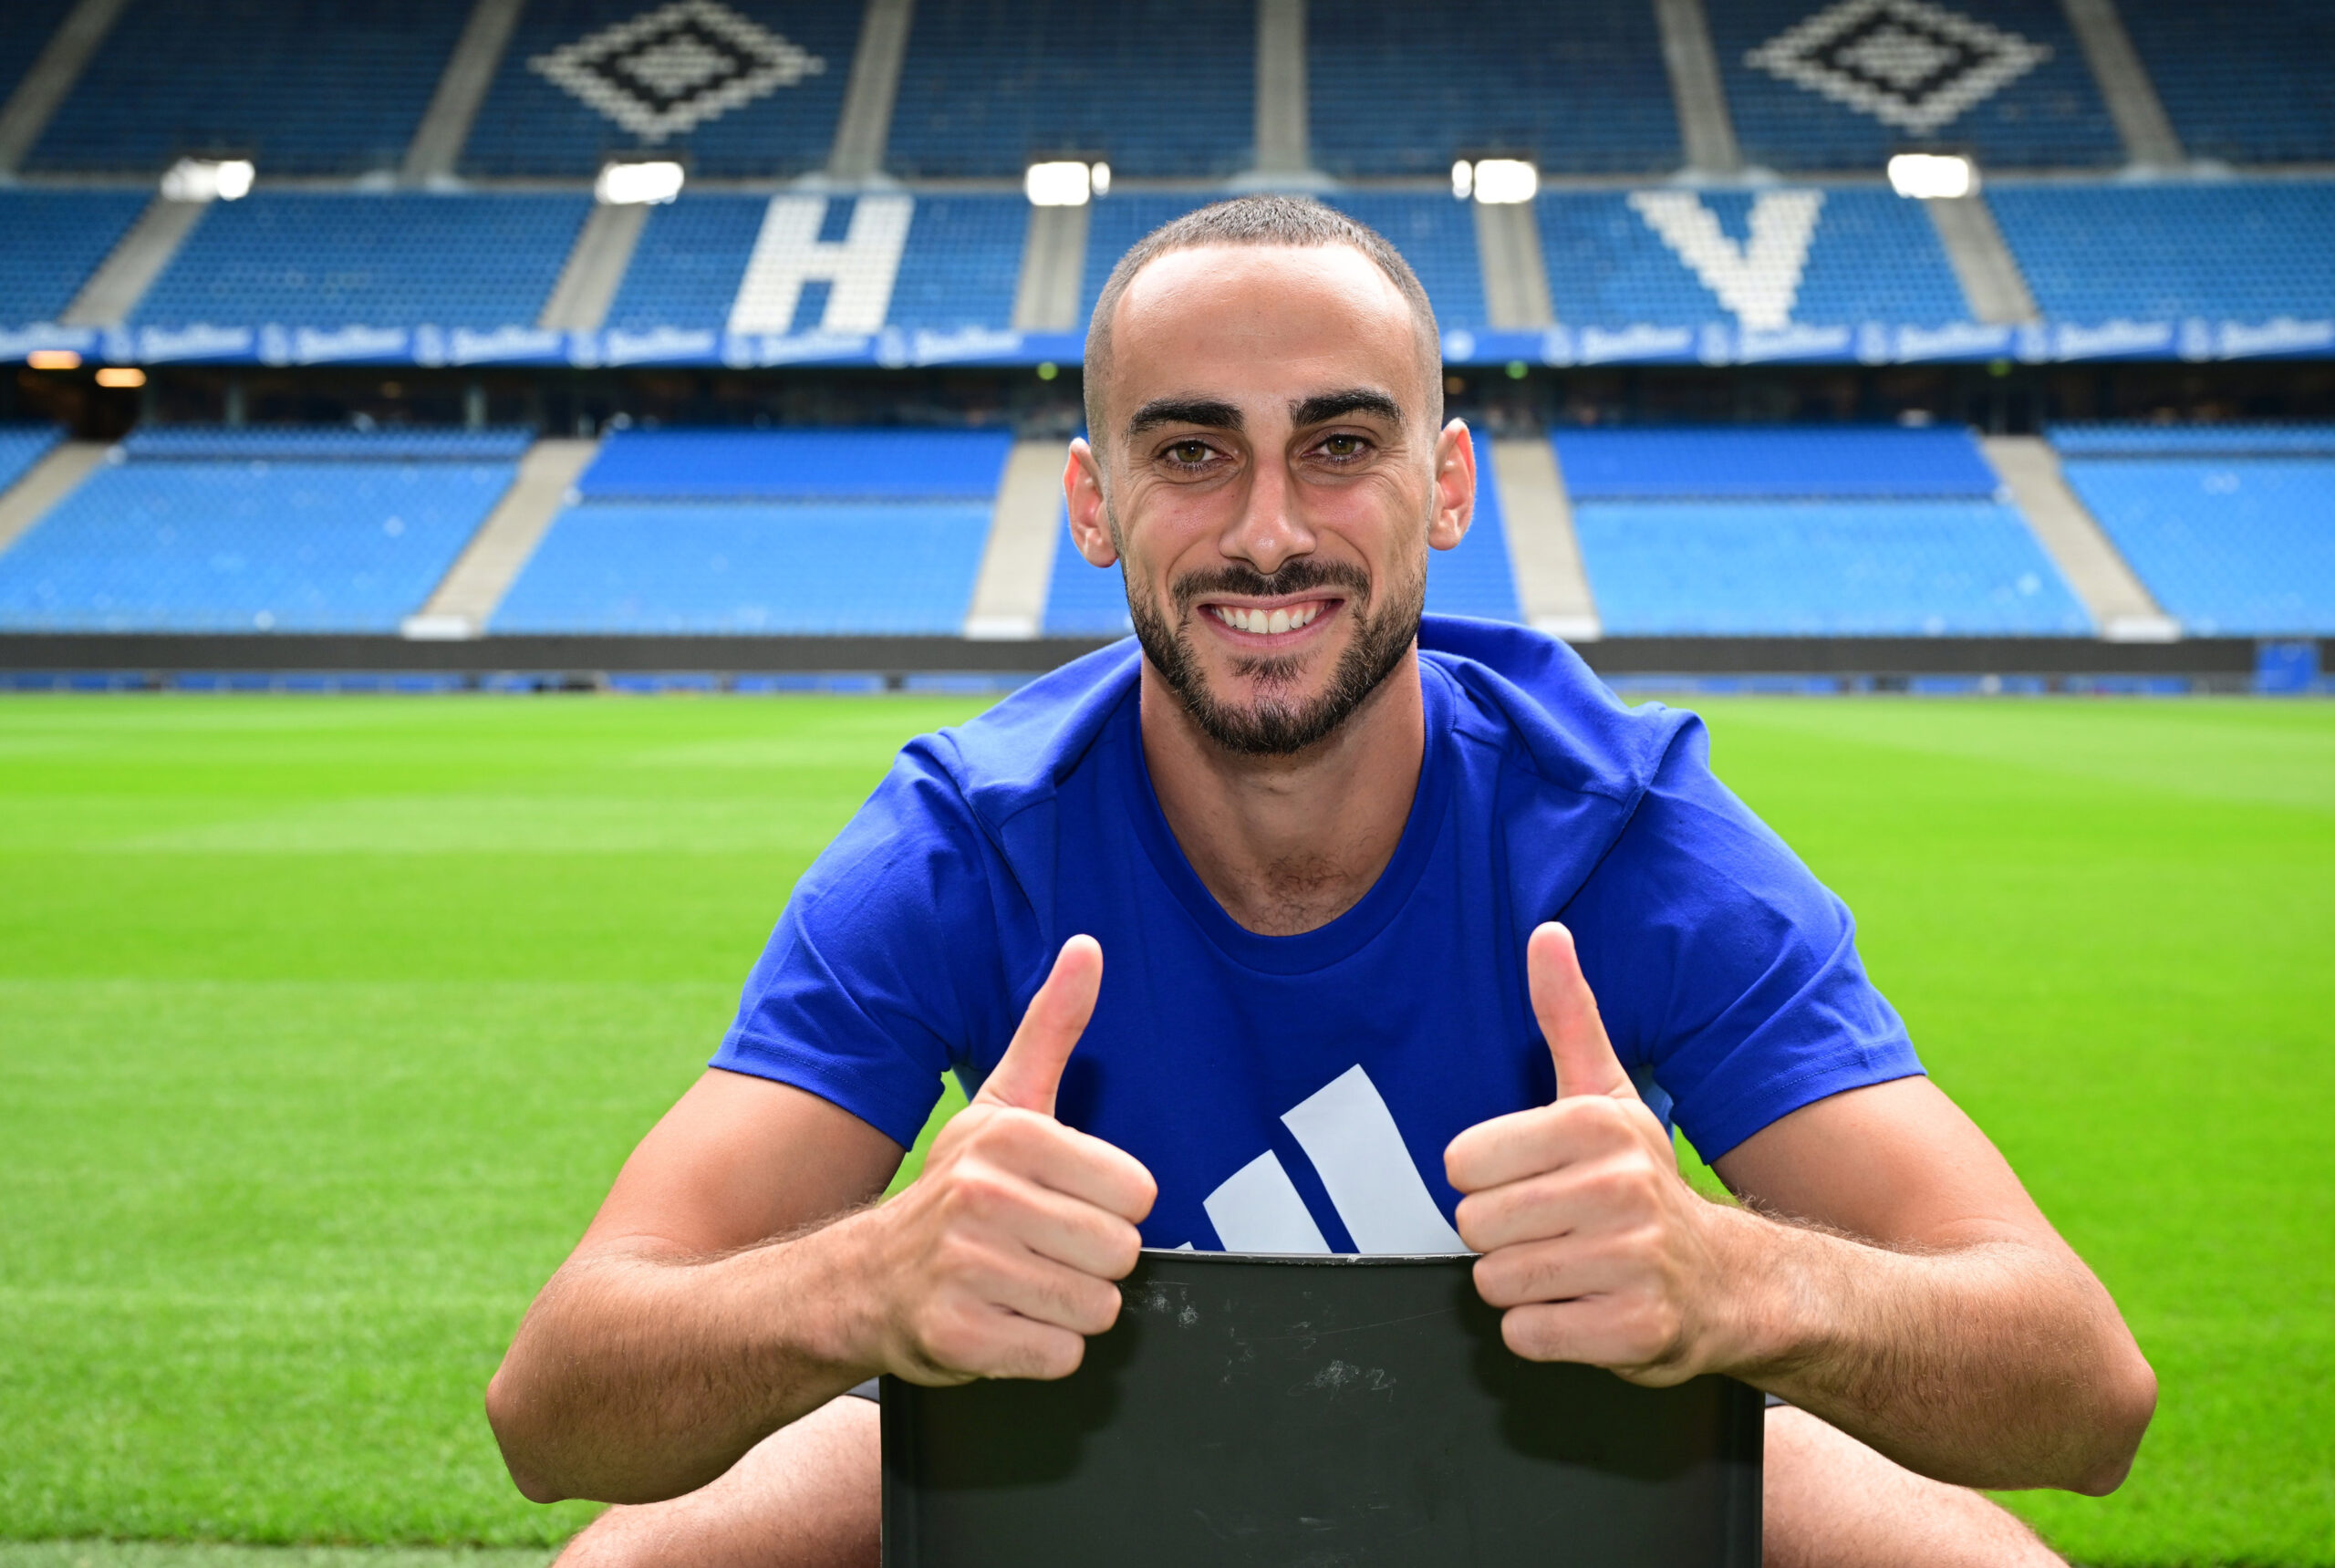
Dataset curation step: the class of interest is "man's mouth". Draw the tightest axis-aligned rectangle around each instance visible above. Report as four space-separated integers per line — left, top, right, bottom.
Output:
1201 597 1339 639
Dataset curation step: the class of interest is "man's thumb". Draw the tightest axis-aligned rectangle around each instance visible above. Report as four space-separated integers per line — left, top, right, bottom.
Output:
1527 922 1635 1103
976 935 1103 1116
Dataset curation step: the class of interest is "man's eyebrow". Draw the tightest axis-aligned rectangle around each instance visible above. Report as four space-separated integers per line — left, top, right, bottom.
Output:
1126 397 1244 441
1289 389 1402 428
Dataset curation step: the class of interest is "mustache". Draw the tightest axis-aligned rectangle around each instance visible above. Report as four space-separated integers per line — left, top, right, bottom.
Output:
1168 558 1372 617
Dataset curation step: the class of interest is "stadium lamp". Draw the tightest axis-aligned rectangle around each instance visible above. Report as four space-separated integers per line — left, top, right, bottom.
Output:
597 161 685 204
1025 161 1101 206
161 159 254 202
94 367 146 388
26 349 80 370
1467 159 1538 204
1887 153 1976 200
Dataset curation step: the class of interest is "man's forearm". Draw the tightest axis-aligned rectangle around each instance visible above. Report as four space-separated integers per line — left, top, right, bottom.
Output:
1718 1207 2155 1493
487 1212 878 1505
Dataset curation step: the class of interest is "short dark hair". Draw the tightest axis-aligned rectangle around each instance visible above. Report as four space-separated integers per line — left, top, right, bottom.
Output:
1082 194 1442 444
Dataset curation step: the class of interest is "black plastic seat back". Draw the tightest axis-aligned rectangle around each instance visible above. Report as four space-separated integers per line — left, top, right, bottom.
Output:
883 1251 1762 1566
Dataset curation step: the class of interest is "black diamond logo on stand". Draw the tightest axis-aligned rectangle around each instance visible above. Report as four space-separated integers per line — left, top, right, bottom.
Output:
532 0 824 141
1746 0 2048 135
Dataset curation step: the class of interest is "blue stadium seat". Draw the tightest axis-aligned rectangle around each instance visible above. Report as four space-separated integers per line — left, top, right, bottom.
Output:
888 0 1253 179
130 192 591 330
2050 424 2335 634
578 428 1012 497
0 191 149 326
0 426 64 496
884 196 1028 334
26 0 471 176
1706 0 2122 171
460 0 858 178
494 428 1005 634
1987 182 2335 324
2117 1 2335 165
1554 426 2001 497
1310 0 1680 176
1558 426 2085 635
1041 510 1128 638
122 426 535 461
1573 499 2091 636
0 430 518 632
0 0 74 109
604 195 769 334
1535 187 1970 333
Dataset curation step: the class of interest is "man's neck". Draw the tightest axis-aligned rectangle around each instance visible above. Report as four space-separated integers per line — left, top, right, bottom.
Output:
1137 649 1426 938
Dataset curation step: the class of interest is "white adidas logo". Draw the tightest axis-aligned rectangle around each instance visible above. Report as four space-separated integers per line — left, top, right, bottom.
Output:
1185 1064 1468 1256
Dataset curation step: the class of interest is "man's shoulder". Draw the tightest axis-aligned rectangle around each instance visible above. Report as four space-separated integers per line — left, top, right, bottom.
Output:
910 638 1144 830
1418 616 1696 809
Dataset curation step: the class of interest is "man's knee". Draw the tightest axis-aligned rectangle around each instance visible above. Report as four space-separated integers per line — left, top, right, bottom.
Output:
1764 1407 2064 1568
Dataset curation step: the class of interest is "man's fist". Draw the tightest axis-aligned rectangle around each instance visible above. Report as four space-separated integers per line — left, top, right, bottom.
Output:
1443 923 1741 1385
859 936 1157 1386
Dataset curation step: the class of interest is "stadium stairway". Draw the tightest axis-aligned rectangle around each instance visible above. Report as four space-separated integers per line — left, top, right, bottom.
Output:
1982 436 2176 640
403 437 599 640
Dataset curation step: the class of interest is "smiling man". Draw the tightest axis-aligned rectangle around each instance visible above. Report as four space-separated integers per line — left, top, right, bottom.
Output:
487 198 2154 1568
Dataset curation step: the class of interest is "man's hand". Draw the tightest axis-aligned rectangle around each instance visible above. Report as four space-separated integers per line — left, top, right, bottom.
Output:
854 935 1157 1386
1444 921 1739 1385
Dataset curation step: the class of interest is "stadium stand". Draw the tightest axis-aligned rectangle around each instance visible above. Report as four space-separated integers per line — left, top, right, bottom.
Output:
2116 1 2335 165
1558 427 2092 636
131 193 592 331
25 0 471 176
607 192 1026 337
0 0 75 110
0 191 150 327
1041 510 1129 639
2050 424 2335 635
887 0 1253 179
490 429 1010 634
1307 0 1681 176
0 425 64 497
1705 0 2123 171
459 0 859 178
1534 187 1972 334
1987 182 2335 326
0 427 526 633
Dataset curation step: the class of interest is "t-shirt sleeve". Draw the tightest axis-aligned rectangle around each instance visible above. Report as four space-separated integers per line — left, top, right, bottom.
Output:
1565 716 1923 1163
711 741 1008 1149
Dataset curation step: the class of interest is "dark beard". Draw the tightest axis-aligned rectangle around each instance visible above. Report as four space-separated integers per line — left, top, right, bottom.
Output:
1125 548 1426 757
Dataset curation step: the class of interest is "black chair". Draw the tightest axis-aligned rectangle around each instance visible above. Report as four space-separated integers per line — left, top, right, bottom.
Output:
884 1250 1762 1566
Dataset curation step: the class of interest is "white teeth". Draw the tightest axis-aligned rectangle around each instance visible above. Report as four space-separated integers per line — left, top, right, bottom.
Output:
1215 603 1323 634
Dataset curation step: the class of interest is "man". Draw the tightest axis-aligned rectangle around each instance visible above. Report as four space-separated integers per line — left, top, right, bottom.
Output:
487 197 2154 1567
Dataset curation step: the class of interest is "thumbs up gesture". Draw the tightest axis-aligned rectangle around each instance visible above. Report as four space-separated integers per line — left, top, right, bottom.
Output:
1444 923 1740 1386
861 936 1157 1386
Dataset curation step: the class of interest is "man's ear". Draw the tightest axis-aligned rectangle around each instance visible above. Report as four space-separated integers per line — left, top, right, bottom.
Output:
1428 419 1476 552
1064 438 1118 566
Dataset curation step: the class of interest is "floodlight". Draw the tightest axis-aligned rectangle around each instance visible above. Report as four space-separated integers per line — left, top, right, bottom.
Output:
1469 159 1538 204
1090 161 1111 196
1451 160 1473 200
161 159 254 202
1887 153 1976 200
1025 161 1093 206
95 367 147 388
26 350 80 369
596 161 685 204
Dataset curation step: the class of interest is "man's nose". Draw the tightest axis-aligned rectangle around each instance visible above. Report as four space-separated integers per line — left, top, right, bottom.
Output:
1218 449 1313 576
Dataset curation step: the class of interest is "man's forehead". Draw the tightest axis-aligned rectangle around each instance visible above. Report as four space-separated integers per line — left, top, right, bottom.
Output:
1104 243 1424 431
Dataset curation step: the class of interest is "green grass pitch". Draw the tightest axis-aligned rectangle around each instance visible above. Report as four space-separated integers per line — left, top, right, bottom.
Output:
1 692 2329 1566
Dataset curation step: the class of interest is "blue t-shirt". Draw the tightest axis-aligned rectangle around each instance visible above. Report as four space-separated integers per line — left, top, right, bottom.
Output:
713 618 1920 1254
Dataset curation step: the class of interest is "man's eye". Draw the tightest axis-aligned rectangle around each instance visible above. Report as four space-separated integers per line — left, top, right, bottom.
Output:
1166 441 1214 466
1320 434 1367 460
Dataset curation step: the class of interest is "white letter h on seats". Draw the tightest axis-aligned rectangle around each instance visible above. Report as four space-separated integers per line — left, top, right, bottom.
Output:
728 194 912 335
